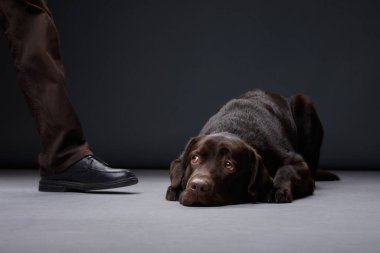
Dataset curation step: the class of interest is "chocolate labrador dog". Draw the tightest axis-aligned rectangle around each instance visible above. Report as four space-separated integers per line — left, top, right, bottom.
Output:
166 89 338 206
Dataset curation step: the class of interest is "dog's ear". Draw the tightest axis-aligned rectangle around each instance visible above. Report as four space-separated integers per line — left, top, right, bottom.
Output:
165 136 201 201
247 147 273 203
166 159 183 201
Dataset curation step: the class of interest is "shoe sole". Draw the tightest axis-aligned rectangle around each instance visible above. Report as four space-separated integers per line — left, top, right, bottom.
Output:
38 176 138 192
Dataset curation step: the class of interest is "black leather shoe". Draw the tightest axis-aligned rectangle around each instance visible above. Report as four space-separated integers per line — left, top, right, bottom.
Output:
39 155 138 192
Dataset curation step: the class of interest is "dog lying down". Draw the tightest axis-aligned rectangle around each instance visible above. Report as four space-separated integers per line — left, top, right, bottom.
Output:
166 89 338 206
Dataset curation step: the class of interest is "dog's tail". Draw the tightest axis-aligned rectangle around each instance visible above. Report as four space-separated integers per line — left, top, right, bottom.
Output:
314 170 340 181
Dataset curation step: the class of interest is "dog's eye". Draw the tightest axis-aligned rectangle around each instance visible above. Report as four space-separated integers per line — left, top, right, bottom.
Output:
224 161 234 172
191 154 201 165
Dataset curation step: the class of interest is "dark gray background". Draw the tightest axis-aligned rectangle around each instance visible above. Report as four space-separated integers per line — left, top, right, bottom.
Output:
0 0 379 169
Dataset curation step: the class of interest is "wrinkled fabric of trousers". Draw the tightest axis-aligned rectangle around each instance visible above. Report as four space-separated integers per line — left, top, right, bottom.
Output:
0 0 93 176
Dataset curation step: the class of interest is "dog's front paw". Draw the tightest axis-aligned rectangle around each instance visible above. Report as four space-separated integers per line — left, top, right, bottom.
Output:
270 187 293 203
166 186 180 201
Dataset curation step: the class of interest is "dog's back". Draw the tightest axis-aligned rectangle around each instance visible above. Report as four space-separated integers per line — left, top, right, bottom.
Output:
199 89 299 175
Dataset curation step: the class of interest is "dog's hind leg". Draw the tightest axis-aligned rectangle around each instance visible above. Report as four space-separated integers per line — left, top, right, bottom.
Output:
290 94 339 181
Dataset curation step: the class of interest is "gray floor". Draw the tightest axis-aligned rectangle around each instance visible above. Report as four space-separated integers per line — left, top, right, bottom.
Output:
0 170 379 253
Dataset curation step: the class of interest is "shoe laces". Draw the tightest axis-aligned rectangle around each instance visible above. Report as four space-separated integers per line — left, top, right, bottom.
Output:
87 155 110 166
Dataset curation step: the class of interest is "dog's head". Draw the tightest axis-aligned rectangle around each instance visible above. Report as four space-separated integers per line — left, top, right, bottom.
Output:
166 133 273 206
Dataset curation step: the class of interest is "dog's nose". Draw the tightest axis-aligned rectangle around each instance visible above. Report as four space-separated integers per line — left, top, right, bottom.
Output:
189 178 209 193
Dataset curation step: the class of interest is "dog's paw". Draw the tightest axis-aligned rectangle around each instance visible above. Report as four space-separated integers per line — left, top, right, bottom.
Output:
166 186 180 201
270 187 293 203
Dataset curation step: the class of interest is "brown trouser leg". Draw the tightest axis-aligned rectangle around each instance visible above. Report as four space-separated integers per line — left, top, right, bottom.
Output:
0 0 93 176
